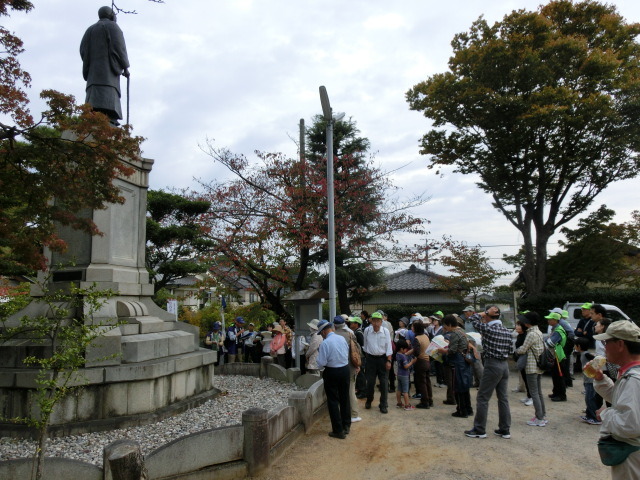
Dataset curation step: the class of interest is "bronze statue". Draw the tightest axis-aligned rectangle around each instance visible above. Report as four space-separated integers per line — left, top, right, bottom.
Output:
80 6 130 126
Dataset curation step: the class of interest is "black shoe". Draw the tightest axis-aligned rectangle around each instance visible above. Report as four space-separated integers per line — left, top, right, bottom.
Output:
411 393 422 399
494 429 511 439
443 400 456 405
380 407 388 414
467 409 474 416
429 400 434 407
551 396 567 402
344 426 350 434
356 394 367 399
365 402 372 409
389 388 396 393
464 428 487 438
452 411 468 418
328 431 346 439
416 403 430 409
548 394 556 399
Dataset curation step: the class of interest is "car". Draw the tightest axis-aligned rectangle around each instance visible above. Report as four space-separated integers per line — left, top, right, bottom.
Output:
563 302 631 331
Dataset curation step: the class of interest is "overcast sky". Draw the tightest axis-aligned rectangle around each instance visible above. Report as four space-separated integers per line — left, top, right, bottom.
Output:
6 0 640 284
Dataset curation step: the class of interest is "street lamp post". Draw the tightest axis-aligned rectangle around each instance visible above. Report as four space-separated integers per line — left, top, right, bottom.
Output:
319 86 344 321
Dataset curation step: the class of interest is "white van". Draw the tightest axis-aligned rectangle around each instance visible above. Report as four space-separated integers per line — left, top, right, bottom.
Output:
563 302 631 330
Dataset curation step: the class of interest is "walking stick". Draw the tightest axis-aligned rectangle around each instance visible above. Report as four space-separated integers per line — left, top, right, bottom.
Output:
126 74 130 126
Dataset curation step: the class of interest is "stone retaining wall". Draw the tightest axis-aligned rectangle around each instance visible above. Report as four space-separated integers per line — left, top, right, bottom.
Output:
0 357 326 479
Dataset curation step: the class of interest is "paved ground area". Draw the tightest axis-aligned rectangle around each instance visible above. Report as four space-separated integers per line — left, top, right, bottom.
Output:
253 366 609 480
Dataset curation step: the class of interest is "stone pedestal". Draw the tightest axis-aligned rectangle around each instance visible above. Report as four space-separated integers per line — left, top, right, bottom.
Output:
0 151 215 438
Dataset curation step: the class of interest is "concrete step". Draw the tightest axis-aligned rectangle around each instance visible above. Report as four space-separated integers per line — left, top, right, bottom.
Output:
122 316 176 335
121 331 195 363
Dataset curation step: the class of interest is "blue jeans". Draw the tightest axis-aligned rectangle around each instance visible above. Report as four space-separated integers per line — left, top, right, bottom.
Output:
397 375 410 394
584 382 598 420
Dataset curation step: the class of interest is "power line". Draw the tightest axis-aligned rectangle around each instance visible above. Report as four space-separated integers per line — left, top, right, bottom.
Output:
478 243 560 248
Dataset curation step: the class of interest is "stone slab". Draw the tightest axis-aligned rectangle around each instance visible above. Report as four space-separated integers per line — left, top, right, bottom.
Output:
174 352 204 372
104 358 176 383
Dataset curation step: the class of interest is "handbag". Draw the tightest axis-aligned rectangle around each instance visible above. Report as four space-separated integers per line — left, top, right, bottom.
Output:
516 352 527 371
463 350 474 365
597 435 640 466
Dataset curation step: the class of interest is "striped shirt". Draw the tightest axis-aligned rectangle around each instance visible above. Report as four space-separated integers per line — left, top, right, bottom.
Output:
471 315 512 360
515 326 544 374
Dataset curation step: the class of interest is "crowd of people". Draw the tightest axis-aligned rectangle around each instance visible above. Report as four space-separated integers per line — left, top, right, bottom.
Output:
204 302 640 478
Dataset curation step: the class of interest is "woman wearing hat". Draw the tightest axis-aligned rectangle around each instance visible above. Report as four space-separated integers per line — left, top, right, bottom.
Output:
205 322 224 366
270 323 287 367
306 319 322 374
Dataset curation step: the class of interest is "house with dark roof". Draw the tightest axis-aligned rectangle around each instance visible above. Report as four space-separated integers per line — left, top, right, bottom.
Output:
362 264 460 311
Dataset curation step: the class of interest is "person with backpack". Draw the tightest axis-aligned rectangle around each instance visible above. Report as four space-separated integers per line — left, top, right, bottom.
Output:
316 320 351 439
333 315 362 423
515 312 546 427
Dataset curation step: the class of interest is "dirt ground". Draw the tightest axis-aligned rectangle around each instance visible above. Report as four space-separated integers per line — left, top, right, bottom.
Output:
253 367 609 480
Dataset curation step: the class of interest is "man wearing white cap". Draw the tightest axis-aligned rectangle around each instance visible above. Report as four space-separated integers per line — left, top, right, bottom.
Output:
592 320 640 479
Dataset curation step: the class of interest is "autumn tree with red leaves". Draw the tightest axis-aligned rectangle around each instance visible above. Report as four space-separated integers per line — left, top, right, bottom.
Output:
199 116 426 318
0 1 144 274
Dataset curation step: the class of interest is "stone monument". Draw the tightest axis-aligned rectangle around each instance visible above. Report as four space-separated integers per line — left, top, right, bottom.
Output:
0 11 215 432
0 148 217 437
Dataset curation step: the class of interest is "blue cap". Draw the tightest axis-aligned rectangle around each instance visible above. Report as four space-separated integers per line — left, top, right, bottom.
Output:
236 316 245 324
316 319 333 335
212 321 221 330
333 315 345 324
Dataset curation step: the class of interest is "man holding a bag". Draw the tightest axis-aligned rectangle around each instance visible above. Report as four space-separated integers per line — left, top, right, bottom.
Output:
593 320 640 479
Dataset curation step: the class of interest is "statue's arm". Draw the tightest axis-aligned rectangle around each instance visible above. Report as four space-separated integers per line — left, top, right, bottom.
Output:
110 24 130 71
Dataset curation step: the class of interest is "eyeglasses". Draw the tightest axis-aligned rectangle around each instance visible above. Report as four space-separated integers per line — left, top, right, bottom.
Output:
603 338 621 346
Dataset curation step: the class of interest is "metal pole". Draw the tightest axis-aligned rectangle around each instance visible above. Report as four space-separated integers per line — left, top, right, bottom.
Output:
319 86 337 320
220 296 226 365
327 118 337 321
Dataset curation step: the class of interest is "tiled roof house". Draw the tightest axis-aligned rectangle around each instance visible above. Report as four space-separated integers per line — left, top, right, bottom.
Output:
362 264 459 311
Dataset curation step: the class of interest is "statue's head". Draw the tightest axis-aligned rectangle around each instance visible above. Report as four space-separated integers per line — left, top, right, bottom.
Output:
98 6 115 21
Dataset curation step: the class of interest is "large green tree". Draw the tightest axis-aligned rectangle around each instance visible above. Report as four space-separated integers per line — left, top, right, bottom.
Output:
146 190 213 293
406 0 640 295
546 206 640 289
305 116 421 313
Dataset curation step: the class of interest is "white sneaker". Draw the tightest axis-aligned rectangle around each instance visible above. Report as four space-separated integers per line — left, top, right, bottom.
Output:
519 397 529 403
524 398 533 406
527 418 546 427
351 417 362 422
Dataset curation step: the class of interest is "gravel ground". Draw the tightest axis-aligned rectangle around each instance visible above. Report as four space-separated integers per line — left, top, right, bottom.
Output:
0 375 303 466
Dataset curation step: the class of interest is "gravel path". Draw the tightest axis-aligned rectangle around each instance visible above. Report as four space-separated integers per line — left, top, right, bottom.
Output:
0 375 303 466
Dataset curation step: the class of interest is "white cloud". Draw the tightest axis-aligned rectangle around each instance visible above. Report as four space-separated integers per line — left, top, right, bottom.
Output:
4 0 640 283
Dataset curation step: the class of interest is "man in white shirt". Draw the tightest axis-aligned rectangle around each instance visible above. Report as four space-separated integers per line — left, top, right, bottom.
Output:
363 312 393 414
